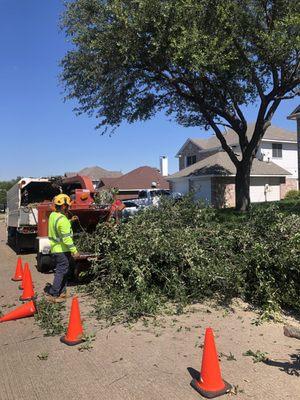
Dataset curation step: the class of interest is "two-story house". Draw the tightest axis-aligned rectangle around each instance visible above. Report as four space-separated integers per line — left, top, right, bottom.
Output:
168 123 298 207
288 105 300 184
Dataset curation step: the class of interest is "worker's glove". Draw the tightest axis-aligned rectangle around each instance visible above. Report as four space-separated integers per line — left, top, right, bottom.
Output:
72 252 81 259
70 215 79 222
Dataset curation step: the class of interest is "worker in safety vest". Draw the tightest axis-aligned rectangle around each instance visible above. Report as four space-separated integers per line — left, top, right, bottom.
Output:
44 194 80 302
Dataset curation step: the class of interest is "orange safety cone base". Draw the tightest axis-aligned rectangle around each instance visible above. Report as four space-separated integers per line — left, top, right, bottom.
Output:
11 276 22 282
60 335 84 346
19 293 36 302
191 378 231 399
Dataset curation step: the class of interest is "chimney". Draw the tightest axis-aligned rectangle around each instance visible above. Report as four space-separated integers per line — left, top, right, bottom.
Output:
160 156 168 176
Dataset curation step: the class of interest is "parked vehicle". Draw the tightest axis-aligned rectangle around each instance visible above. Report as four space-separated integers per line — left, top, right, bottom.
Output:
134 189 171 207
122 189 182 218
122 200 141 218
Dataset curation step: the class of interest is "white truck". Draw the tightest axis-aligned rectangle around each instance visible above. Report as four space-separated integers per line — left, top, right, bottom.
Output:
122 189 183 217
6 178 59 253
133 189 171 207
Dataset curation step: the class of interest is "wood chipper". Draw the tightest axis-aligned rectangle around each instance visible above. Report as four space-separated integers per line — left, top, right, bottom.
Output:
36 174 124 273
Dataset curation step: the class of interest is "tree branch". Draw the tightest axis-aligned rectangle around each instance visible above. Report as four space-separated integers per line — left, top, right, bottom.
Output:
153 69 239 167
245 101 268 160
274 87 300 100
215 122 232 129
265 99 281 121
233 39 266 101
201 112 239 167
228 97 248 153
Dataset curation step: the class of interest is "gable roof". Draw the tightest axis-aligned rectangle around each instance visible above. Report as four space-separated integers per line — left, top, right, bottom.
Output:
100 166 169 190
169 151 291 179
287 105 300 120
176 124 297 155
78 166 123 180
65 166 123 180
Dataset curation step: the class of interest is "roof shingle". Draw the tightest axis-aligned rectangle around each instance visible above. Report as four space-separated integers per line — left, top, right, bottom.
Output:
100 166 169 190
169 151 291 179
181 124 297 153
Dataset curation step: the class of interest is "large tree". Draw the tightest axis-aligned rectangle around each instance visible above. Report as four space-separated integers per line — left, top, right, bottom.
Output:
61 0 300 210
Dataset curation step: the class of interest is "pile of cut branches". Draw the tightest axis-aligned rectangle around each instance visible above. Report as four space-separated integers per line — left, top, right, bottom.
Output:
75 197 300 323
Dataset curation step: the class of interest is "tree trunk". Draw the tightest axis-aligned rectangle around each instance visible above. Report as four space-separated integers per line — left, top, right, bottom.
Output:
235 161 251 211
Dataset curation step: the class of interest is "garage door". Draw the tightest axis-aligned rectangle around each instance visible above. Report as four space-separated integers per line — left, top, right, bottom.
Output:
250 177 281 203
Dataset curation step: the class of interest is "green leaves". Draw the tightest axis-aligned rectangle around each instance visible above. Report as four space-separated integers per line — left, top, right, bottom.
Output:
75 198 300 322
34 298 66 336
61 0 300 134
243 349 268 363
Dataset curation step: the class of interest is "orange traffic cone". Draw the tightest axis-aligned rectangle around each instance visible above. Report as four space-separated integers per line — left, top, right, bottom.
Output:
60 297 84 346
19 263 34 290
0 300 36 323
19 262 28 290
191 327 231 398
11 257 23 281
19 266 35 301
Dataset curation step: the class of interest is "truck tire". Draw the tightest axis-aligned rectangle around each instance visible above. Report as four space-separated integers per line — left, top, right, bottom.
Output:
36 253 53 273
15 232 22 254
7 227 15 248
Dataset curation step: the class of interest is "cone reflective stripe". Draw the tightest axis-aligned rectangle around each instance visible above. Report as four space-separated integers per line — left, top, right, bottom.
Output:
11 257 23 281
0 300 36 323
191 328 231 398
60 296 84 346
19 266 35 302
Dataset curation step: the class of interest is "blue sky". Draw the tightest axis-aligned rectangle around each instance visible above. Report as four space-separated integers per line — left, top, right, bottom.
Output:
0 0 298 180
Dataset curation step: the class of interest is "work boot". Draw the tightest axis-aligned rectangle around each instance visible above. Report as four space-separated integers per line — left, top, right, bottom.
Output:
44 293 66 303
59 288 70 299
43 283 52 295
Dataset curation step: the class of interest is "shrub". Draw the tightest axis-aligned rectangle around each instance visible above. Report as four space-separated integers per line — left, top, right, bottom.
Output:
284 190 300 201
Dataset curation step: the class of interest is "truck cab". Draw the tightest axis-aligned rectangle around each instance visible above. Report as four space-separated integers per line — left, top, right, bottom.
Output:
134 189 170 207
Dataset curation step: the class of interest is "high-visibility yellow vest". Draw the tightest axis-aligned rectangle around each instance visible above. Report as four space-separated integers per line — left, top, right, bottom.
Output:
48 211 77 254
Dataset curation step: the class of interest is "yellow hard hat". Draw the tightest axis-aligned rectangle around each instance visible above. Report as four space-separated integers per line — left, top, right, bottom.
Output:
53 194 72 206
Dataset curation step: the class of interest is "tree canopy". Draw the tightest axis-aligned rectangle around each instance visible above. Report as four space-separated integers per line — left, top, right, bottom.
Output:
61 0 300 210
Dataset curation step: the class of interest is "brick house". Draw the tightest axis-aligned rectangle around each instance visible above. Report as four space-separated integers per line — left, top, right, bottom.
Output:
98 166 169 200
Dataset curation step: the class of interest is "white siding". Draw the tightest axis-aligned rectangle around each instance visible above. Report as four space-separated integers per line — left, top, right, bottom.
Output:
171 178 189 195
258 142 298 178
190 177 211 203
250 177 281 203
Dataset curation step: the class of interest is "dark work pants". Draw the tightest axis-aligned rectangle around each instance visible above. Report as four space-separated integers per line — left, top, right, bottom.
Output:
49 252 71 296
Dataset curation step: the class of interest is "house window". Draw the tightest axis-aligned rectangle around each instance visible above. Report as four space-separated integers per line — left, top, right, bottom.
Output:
272 143 282 158
186 155 197 167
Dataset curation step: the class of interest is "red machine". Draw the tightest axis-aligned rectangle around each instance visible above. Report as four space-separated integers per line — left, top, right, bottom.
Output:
36 175 124 272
